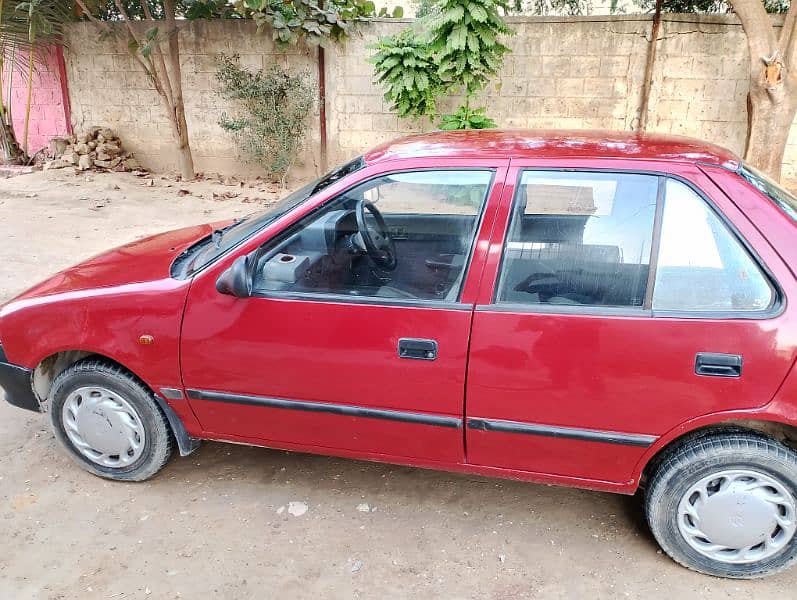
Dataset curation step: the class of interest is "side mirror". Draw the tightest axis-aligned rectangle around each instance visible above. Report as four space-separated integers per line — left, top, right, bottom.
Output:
216 255 254 298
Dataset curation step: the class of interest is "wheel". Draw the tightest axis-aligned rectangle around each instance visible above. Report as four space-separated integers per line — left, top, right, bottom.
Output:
646 430 797 578
49 359 173 481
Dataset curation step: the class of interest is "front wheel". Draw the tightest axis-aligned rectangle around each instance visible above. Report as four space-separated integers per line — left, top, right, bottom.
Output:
646 431 797 578
49 359 173 481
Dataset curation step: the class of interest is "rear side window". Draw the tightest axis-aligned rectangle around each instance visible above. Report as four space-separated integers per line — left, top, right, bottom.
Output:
496 171 658 308
652 179 775 312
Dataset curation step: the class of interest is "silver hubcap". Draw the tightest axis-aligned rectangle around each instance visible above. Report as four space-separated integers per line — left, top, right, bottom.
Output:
677 469 797 564
62 386 146 468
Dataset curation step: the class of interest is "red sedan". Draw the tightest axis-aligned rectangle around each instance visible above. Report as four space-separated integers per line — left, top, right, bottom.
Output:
2 130 797 578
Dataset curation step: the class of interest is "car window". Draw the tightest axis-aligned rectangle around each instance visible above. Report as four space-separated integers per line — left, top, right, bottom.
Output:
496 171 658 308
253 170 493 302
652 179 775 312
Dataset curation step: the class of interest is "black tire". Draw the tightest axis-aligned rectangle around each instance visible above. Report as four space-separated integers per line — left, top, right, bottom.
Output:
49 359 173 481
646 430 797 579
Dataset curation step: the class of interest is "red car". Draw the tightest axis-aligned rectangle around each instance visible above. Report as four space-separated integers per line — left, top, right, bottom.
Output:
2 130 797 578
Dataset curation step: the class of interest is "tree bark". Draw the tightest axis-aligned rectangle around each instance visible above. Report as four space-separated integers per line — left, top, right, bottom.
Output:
745 83 797 179
163 0 194 180
732 0 797 181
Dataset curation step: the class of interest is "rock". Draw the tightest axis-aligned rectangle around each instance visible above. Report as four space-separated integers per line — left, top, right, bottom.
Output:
351 560 363 573
96 142 121 157
62 151 79 166
86 126 103 139
88 141 97 150
78 154 93 171
76 132 91 144
74 143 90 155
287 501 307 517
98 127 115 140
96 151 112 161
43 159 69 170
93 157 122 169
122 157 141 171
49 137 69 157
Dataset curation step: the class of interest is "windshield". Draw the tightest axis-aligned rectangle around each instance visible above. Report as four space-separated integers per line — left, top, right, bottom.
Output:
174 156 365 278
740 163 797 223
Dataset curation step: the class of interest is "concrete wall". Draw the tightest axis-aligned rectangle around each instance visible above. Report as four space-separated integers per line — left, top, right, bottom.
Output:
62 15 797 185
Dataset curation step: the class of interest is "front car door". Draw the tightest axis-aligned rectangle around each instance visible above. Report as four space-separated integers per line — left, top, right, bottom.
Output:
180 159 508 463
465 159 797 490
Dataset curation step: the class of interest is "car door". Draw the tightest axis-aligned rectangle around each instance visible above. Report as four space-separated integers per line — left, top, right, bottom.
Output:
180 160 508 463
465 160 797 487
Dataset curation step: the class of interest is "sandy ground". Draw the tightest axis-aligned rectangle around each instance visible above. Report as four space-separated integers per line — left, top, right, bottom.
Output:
0 168 795 599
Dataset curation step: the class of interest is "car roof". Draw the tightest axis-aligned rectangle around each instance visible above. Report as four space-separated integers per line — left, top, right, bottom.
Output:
363 129 740 168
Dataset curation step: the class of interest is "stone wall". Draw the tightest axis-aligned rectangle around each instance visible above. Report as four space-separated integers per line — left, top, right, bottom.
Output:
62 15 797 185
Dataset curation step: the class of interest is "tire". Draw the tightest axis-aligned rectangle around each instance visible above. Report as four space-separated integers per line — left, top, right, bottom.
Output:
646 430 797 579
49 359 173 481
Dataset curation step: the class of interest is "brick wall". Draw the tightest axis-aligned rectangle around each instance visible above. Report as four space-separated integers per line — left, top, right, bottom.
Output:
3 46 70 155
62 15 797 185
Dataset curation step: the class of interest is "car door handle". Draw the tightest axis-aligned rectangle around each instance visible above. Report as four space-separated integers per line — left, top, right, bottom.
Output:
695 352 742 378
398 338 438 361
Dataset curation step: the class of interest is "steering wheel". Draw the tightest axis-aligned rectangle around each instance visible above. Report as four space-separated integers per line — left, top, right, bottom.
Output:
355 200 397 271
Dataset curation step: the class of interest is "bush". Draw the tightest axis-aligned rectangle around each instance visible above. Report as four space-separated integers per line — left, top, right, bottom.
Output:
215 54 314 185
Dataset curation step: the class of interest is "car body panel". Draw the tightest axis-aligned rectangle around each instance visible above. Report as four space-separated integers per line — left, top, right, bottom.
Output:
465 159 797 486
0 131 795 495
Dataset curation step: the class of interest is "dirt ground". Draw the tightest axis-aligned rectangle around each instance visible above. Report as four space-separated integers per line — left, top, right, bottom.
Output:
0 168 795 599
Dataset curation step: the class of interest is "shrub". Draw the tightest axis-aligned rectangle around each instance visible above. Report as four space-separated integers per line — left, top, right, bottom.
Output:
215 54 314 185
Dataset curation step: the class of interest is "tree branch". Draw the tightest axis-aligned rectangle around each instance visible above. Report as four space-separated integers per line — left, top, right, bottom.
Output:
141 0 175 107
779 2 797 75
730 0 778 67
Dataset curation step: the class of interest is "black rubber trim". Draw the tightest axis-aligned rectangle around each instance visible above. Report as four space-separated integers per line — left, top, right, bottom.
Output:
467 418 657 447
0 344 39 413
160 387 184 400
152 394 201 457
187 389 462 429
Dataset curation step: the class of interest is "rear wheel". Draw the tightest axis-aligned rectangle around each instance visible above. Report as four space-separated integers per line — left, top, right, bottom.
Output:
646 431 797 578
49 360 173 481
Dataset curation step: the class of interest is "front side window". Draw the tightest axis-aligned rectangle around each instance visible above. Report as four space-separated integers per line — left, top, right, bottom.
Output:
253 170 493 301
652 179 775 312
496 171 658 308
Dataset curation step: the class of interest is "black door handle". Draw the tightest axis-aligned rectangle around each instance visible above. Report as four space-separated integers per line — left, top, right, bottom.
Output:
398 338 438 361
695 352 742 378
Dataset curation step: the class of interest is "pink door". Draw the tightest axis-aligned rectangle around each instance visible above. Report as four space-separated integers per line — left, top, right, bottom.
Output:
180 161 509 463
465 160 797 489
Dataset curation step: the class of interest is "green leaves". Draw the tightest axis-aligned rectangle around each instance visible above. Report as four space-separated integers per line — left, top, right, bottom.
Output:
438 104 496 130
370 0 512 129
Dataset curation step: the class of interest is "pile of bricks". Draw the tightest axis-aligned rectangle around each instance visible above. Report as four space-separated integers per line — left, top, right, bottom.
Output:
44 127 142 172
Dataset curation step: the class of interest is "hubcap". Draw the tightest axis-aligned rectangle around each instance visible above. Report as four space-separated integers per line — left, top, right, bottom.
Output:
677 469 797 564
61 386 146 468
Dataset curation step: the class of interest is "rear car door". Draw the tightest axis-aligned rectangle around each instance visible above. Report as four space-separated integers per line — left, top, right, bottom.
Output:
180 160 508 463
465 160 797 488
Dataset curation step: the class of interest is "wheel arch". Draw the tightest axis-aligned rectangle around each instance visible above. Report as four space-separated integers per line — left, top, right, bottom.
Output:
35 349 199 457
637 418 797 489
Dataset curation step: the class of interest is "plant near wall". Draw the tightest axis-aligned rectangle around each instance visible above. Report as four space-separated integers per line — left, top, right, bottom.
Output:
370 0 513 130
215 53 314 186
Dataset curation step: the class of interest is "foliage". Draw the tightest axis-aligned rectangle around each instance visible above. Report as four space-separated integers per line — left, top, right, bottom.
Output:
438 104 496 129
371 0 513 130
510 0 588 15
242 0 402 45
428 0 512 96
370 29 443 118
215 53 314 184
634 0 788 12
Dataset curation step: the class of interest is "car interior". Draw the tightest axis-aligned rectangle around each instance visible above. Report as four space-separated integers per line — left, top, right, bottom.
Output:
252 173 490 301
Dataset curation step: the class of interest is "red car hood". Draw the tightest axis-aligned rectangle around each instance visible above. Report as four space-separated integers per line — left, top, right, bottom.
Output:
9 222 219 302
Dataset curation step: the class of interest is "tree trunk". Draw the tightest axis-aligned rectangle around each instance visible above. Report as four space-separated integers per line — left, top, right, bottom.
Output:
163 0 194 181
745 81 797 181
1 118 23 164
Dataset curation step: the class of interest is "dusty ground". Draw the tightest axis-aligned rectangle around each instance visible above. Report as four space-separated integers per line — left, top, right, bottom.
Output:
0 168 795 599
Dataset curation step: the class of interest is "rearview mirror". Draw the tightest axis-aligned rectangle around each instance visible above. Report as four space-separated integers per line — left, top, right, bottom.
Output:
216 255 254 298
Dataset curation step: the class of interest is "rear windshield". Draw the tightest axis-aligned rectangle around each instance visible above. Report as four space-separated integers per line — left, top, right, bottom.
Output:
740 164 797 223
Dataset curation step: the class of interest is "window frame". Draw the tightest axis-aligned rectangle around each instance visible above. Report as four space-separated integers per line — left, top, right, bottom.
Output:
488 167 784 320
247 167 497 309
